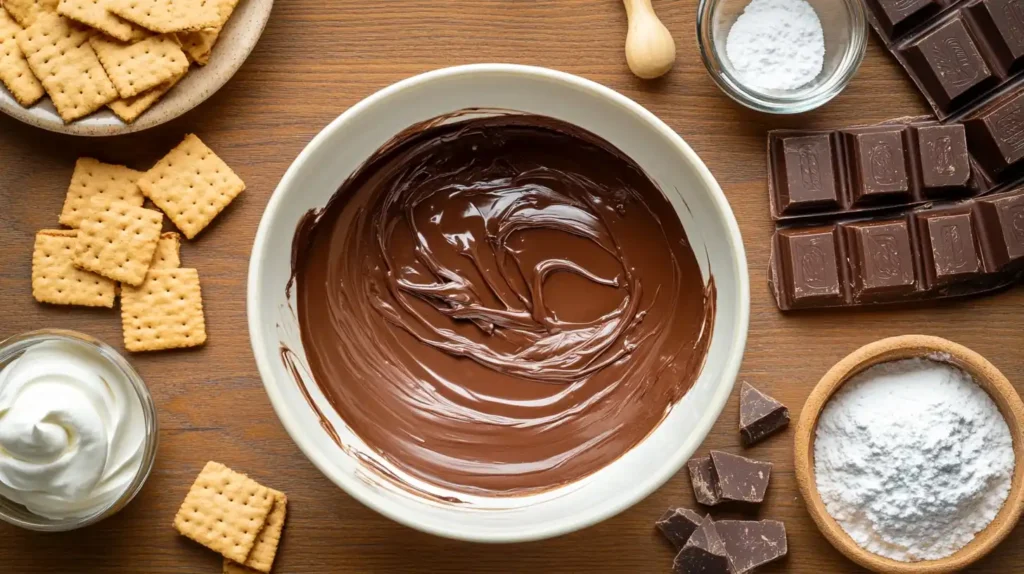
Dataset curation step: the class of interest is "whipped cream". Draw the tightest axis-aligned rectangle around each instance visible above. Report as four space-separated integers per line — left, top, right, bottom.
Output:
0 340 147 519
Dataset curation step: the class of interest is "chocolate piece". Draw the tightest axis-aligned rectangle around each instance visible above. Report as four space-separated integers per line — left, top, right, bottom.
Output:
657 508 705 550
976 187 1024 269
715 520 789 573
965 90 1024 179
844 128 912 204
291 114 716 495
673 516 733 574
844 220 918 301
769 190 1024 311
910 124 971 194
773 134 841 215
865 0 943 40
773 226 844 309
739 382 790 446
966 0 1024 73
899 16 997 115
709 451 772 504
914 206 983 284
687 455 722 506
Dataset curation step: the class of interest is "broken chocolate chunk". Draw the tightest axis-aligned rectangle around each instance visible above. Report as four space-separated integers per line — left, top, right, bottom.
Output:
657 508 705 550
739 382 790 446
715 520 788 573
710 451 772 504
687 455 722 506
673 516 733 574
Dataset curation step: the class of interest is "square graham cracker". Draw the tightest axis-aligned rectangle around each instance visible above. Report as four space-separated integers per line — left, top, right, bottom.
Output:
57 0 140 42
90 33 187 98
15 12 117 121
60 157 144 228
73 198 163 286
120 267 206 351
0 9 44 106
151 231 180 269
138 133 245 239
107 69 179 122
32 229 116 307
177 0 237 64
174 462 274 564
241 490 287 573
108 0 219 34
3 0 59 27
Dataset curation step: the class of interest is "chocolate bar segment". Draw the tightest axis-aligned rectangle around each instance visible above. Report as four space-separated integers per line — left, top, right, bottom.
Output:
773 134 842 215
687 455 722 506
909 123 972 193
914 206 984 284
899 15 998 115
965 90 1024 179
966 0 1024 74
844 219 919 301
739 382 790 446
774 226 844 309
844 128 913 205
866 0 945 40
673 517 733 574
976 187 1024 268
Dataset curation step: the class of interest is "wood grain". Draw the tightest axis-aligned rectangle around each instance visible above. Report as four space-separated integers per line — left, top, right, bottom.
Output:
0 1 1021 572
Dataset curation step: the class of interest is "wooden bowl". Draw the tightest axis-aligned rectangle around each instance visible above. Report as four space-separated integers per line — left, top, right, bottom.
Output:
794 335 1024 574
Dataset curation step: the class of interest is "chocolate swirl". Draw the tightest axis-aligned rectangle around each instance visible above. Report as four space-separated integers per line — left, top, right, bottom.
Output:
293 114 715 495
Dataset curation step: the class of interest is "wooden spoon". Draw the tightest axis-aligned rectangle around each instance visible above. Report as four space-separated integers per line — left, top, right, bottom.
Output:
623 0 676 79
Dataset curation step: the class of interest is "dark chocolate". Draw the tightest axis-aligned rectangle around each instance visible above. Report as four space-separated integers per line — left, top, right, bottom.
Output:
865 0 944 41
715 520 789 573
769 187 1024 310
657 508 705 550
768 119 983 222
739 382 790 446
966 0 1024 74
673 516 733 574
709 451 772 505
687 455 722 506
900 15 997 114
965 90 1024 178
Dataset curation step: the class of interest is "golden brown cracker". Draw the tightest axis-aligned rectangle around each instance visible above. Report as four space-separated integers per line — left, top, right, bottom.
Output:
242 490 286 573
173 462 273 563
120 267 206 351
3 0 58 27
56 0 140 42
32 229 116 307
73 198 163 286
138 133 246 239
106 68 178 122
108 0 219 34
0 8 44 106
90 33 187 98
176 0 236 64
15 12 117 121
59 157 144 228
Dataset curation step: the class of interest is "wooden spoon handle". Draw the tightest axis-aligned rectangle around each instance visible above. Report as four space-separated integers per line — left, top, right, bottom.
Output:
623 0 676 79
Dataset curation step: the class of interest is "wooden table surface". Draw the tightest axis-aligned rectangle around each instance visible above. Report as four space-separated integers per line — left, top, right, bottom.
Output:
1 1 1022 572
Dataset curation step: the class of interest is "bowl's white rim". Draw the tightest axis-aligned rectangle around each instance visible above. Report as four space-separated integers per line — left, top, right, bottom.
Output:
246 63 750 543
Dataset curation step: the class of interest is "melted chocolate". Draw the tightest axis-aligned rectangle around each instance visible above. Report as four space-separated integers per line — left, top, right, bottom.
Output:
292 114 715 495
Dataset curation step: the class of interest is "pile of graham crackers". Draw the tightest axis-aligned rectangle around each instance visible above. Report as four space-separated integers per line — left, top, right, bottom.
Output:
31 133 245 352
174 462 288 574
0 0 242 123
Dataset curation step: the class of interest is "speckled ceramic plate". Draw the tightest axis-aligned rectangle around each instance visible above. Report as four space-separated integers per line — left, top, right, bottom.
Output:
0 0 272 136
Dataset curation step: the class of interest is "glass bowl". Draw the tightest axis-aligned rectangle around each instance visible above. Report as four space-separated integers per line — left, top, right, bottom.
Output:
0 329 158 531
697 0 868 114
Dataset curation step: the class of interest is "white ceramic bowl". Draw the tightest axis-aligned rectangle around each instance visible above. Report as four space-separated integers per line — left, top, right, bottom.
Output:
247 64 749 543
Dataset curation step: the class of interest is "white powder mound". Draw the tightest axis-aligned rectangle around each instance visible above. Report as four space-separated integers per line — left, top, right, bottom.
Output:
814 358 1014 562
725 0 825 91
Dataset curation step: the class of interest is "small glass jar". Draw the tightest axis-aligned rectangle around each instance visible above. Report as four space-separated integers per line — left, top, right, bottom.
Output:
697 0 868 114
0 329 158 531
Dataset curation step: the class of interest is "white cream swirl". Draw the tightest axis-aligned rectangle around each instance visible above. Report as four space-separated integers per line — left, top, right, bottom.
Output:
0 340 146 519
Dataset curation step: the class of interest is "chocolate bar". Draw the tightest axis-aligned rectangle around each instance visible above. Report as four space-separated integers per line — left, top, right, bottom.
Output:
657 508 705 550
866 0 1024 120
709 451 772 504
715 520 788 573
769 119 992 221
672 516 732 574
769 187 1024 310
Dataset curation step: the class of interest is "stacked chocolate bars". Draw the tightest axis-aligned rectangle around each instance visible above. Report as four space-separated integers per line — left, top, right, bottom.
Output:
767 116 1024 310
